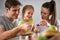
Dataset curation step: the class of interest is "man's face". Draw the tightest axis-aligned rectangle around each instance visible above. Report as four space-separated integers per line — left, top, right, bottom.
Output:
6 5 20 19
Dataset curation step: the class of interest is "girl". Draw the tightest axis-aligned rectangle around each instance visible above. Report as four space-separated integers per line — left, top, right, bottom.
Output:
18 5 38 35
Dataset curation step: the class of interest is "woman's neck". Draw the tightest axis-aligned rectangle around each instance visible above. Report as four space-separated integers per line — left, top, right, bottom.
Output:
46 19 50 23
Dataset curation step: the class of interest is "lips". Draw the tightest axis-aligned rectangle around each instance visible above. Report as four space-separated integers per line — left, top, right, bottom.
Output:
29 16 32 18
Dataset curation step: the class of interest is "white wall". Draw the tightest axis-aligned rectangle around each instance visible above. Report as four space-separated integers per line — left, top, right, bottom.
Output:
0 0 60 24
0 0 5 16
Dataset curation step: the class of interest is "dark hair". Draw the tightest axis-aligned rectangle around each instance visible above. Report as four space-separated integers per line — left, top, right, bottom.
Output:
22 5 34 16
42 0 56 25
5 0 21 9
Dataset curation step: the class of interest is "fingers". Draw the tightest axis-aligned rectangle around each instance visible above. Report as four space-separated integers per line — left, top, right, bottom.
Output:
34 28 39 33
39 20 47 26
19 23 33 32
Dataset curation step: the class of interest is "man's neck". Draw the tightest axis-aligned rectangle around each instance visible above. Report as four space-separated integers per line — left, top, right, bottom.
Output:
6 14 14 22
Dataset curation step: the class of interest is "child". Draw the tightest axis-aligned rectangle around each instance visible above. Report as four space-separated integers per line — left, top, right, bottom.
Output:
18 5 38 35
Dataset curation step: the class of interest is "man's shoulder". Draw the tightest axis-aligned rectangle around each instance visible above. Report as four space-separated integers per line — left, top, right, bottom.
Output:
0 16 5 19
0 16 5 22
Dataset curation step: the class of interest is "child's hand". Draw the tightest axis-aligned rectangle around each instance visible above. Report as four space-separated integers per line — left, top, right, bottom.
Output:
19 23 30 32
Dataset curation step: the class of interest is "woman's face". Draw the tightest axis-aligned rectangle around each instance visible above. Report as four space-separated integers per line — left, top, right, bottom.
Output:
41 7 50 20
23 9 34 21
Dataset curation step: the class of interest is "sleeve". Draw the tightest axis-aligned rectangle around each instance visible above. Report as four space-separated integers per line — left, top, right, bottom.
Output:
0 17 5 31
56 19 60 31
0 23 5 30
18 20 23 25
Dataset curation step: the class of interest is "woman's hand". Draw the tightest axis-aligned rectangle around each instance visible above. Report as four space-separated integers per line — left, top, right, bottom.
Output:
34 27 39 33
39 20 47 26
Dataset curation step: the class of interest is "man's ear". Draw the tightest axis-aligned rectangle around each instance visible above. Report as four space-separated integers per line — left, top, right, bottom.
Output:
49 15 52 19
6 8 9 13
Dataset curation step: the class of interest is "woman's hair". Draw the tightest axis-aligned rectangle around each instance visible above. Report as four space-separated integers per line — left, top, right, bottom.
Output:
42 0 56 25
22 5 34 17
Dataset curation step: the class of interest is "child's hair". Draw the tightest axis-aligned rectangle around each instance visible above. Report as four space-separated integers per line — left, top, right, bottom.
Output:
42 0 56 25
22 5 34 17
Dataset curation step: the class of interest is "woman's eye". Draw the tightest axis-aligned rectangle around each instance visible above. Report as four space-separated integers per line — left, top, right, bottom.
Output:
44 13 47 15
41 12 42 13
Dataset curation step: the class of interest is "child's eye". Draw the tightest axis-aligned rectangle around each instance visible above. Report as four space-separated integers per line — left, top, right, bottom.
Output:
28 12 30 14
31 13 33 15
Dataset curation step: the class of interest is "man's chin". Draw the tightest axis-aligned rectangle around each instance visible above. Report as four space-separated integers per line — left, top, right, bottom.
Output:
14 17 18 19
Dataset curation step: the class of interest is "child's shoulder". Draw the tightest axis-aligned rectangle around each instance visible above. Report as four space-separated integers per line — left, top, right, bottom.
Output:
18 19 24 25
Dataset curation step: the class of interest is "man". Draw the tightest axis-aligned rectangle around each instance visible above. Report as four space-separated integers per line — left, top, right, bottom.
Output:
0 0 29 40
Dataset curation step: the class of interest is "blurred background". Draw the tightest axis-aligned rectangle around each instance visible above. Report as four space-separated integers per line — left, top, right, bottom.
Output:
0 0 60 25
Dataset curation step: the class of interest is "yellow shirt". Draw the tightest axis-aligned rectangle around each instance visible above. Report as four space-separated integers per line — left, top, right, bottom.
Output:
18 19 34 25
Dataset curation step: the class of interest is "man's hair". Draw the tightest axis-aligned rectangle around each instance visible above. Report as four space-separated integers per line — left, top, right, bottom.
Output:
5 0 21 8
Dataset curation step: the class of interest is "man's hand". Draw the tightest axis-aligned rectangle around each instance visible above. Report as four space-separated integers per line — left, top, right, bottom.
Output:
18 22 32 33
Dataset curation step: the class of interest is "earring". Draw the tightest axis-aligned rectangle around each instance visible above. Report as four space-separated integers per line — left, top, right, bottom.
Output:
49 15 52 19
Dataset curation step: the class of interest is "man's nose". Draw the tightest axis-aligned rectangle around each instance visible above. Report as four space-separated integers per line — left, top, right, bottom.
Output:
16 11 20 14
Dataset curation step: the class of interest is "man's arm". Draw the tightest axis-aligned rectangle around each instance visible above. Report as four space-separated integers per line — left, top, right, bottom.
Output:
0 26 21 40
0 23 29 40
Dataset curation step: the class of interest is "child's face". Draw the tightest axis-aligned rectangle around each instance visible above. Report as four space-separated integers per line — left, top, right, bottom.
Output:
23 9 34 20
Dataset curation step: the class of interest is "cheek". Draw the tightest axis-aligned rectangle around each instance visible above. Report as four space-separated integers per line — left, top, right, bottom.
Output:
44 15 49 19
24 15 28 19
24 13 28 17
41 14 45 18
11 13 15 16
10 11 14 15
45 14 49 17
10 13 16 18
9 11 13 16
41 14 48 19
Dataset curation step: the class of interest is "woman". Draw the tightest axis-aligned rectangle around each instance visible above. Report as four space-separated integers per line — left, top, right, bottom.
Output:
37 0 58 32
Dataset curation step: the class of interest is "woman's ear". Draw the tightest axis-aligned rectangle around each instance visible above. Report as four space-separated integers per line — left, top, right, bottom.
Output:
49 15 52 19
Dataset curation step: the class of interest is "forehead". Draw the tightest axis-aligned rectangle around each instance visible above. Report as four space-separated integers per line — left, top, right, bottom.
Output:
24 9 34 15
10 5 20 10
41 7 50 13
25 8 34 12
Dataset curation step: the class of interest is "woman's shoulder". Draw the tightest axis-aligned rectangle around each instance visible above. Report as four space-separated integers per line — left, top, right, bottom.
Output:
56 19 60 25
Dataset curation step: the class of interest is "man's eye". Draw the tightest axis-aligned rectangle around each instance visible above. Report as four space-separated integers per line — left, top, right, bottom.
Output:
13 10 16 12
